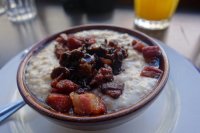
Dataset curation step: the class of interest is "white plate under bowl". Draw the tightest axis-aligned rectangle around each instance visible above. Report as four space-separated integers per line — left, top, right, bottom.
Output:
0 41 200 133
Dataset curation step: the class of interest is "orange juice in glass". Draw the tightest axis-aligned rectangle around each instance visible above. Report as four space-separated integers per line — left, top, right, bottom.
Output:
134 0 179 30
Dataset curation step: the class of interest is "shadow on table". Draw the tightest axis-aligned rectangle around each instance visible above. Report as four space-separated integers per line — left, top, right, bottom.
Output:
63 9 114 26
133 25 169 42
85 12 114 23
63 7 84 26
62 0 114 26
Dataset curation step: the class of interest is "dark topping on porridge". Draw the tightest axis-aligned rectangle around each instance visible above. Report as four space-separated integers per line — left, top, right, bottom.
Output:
45 33 164 116
59 49 84 68
131 40 163 78
55 36 69 59
90 65 113 88
51 67 70 79
55 35 96 59
54 35 128 91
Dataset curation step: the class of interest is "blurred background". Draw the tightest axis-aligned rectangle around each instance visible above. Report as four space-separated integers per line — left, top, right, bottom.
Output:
0 0 199 69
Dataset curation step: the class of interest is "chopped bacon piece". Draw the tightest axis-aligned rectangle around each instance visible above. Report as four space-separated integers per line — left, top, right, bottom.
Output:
131 40 138 46
67 36 83 50
70 92 106 115
140 66 163 78
83 37 96 46
51 79 79 94
60 33 68 40
133 42 145 52
46 93 72 113
55 43 69 59
56 34 68 43
142 46 161 60
55 37 65 44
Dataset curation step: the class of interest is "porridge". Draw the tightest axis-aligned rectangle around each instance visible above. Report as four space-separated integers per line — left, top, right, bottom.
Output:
25 30 163 115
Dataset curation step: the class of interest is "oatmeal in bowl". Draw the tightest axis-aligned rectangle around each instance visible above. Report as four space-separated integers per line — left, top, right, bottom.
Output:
17 25 169 130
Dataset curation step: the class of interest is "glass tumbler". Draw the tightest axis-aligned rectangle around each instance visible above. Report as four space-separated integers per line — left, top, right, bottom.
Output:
0 0 6 15
134 0 179 30
6 0 37 22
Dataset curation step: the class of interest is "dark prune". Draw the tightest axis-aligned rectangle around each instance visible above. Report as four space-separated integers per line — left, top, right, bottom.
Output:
59 52 70 67
78 62 93 78
88 45 108 57
100 57 112 66
51 67 70 79
112 47 128 75
59 49 84 68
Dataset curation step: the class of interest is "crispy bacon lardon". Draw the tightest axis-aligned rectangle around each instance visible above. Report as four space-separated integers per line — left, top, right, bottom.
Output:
46 93 72 113
67 35 83 50
142 46 161 60
140 66 163 78
51 79 79 94
70 92 106 115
